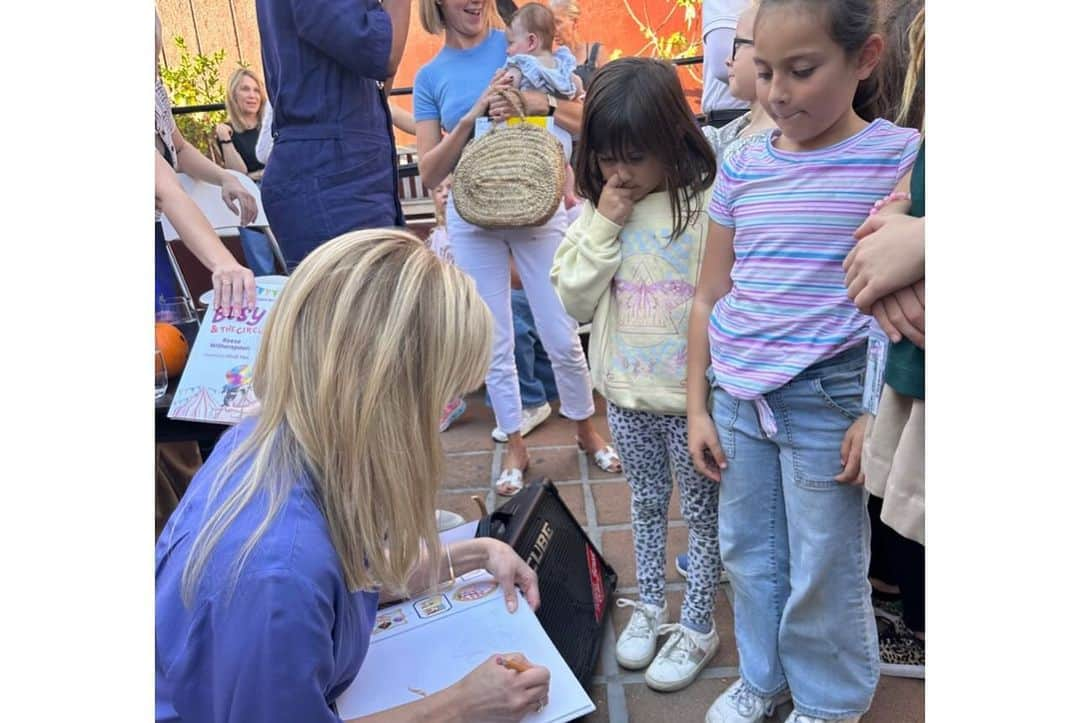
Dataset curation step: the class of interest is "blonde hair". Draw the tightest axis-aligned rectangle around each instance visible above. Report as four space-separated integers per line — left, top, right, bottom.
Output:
419 0 504 35
898 6 925 131
181 229 493 606
549 0 580 21
225 68 265 131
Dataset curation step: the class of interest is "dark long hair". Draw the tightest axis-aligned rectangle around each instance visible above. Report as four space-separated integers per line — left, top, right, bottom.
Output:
758 0 883 121
573 57 716 240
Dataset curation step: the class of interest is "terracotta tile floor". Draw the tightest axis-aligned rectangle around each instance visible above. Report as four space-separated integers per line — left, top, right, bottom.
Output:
441 389 924 723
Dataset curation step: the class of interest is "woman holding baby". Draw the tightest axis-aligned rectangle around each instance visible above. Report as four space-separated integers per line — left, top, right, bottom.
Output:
414 0 620 497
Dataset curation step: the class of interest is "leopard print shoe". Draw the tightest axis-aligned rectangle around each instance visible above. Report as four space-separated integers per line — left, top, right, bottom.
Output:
878 615 925 679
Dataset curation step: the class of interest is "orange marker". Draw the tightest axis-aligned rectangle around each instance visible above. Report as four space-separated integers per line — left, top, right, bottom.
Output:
497 656 531 673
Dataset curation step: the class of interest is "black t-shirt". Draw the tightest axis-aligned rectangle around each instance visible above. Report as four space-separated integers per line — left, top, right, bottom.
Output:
220 126 265 174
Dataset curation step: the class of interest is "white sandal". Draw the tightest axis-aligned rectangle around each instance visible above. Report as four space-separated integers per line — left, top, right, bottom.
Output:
495 467 527 496
578 440 622 473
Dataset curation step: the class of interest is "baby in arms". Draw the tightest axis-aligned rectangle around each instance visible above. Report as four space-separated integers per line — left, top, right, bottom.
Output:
501 2 583 213
503 2 583 102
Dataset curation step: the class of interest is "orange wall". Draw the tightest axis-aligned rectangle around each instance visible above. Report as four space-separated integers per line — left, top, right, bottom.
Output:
393 0 706 143
158 0 705 147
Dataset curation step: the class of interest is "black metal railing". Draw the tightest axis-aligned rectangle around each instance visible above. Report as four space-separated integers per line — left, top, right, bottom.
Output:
169 55 707 182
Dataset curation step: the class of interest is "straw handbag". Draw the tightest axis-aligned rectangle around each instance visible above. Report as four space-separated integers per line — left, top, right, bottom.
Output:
452 89 566 230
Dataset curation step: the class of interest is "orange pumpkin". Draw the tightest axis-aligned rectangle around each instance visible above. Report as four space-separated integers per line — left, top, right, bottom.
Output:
155 322 189 378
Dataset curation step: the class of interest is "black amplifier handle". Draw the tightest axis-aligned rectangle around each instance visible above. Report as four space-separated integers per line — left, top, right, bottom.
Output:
476 508 515 540
474 478 553 541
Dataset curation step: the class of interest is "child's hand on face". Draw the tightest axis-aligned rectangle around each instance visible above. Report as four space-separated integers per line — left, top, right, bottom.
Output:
597 171 636 226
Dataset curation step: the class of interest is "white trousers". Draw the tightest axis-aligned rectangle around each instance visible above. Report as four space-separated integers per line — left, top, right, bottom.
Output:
447 195 594 434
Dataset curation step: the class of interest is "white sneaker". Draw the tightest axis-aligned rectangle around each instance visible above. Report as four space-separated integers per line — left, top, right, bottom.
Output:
491 402 552 443
706 678 792 723
614 598 669 669
435 509 465 532
785 714 861 723
644 622 719 691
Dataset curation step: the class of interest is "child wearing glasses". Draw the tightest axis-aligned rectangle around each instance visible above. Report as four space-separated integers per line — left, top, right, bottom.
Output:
675 0 774 585
700 3 775 162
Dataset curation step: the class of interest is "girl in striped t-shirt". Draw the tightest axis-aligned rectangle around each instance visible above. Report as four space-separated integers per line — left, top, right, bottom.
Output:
685 1 920 721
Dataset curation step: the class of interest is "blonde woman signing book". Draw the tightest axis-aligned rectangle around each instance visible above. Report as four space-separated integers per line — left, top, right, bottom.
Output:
156 231 551 721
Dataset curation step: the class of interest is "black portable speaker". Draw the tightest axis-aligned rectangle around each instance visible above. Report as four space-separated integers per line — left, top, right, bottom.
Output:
476 478 617 688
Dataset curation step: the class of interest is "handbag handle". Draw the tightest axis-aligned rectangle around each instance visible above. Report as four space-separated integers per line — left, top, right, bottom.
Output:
492 87 528 121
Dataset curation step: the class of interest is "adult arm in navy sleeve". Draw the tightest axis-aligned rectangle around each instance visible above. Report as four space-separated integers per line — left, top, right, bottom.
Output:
169 570 340 722
290 0 411 81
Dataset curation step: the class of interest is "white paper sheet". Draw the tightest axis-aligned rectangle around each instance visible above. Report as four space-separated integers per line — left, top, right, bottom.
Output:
335 526 594 722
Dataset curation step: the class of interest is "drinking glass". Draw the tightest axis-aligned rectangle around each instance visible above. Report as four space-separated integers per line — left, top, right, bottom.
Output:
155 351 169 400
156 296 200 348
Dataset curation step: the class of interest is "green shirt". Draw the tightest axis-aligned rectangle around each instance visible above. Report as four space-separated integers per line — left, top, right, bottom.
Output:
883 142 925 399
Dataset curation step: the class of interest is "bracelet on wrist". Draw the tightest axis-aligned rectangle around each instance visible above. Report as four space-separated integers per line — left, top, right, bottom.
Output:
868 191 911 216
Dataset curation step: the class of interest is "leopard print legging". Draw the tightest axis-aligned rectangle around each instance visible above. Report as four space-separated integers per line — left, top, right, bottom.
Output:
607 402 723 633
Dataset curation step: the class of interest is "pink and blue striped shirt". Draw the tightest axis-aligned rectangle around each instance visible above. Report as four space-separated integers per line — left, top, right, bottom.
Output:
707 118 921 400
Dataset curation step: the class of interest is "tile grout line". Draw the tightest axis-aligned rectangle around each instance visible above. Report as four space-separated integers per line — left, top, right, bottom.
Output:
605 679 629 723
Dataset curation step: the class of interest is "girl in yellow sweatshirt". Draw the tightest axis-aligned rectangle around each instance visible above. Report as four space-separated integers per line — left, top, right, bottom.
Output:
550 57 722 692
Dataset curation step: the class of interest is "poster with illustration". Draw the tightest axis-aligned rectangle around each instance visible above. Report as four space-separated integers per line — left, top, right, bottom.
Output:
167 277 286 424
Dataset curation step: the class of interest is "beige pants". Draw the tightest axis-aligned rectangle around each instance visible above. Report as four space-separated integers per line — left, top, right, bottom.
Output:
862 386 925 545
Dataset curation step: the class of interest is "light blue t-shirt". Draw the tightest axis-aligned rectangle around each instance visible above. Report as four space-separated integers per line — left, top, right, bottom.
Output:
414 30 508 132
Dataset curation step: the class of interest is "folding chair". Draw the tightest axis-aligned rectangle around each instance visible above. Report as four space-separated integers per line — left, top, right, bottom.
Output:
158 170 287 308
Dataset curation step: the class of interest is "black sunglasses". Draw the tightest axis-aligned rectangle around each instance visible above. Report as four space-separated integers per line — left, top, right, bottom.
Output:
731 36 754 59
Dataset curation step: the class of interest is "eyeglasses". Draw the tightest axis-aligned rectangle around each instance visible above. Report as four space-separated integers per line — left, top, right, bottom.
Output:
731 37 754 59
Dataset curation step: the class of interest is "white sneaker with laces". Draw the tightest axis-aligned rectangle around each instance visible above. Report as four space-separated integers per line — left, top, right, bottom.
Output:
614 598 668 669
784 714 861 723
491 402 552 443
705 678 792 723
644 622 719 691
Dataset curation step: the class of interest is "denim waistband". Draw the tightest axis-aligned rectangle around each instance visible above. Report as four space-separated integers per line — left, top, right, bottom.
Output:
789 342 868 384
750 343 868 438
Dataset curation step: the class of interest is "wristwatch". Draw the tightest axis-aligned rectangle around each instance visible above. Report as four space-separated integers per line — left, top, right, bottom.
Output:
219 137 233 144
546 94 558 117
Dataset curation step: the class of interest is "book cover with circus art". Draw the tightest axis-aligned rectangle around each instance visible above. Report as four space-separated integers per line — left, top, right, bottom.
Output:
166 277 286 425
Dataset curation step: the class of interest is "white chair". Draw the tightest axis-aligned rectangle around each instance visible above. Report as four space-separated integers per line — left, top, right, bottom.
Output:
159 170 287 305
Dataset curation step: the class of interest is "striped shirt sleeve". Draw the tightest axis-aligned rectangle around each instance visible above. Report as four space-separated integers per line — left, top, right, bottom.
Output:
707 158 735 228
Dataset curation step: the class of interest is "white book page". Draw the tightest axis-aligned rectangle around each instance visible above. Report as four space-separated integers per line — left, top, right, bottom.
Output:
335 524 594 722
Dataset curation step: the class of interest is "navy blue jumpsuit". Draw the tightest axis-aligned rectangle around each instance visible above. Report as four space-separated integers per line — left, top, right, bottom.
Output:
256 0 405 269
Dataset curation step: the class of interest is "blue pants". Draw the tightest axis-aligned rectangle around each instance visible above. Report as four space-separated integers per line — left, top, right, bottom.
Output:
237 227 278 276
709 345 878 718
261 135 402 271
486 288 559 409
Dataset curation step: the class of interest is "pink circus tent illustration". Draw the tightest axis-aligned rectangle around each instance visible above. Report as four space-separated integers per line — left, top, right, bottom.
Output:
170 386 235 423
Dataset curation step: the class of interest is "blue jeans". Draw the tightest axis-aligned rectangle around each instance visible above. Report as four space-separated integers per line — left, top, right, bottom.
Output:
486 288 559 409
237 227 278 277
709 345 878 718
